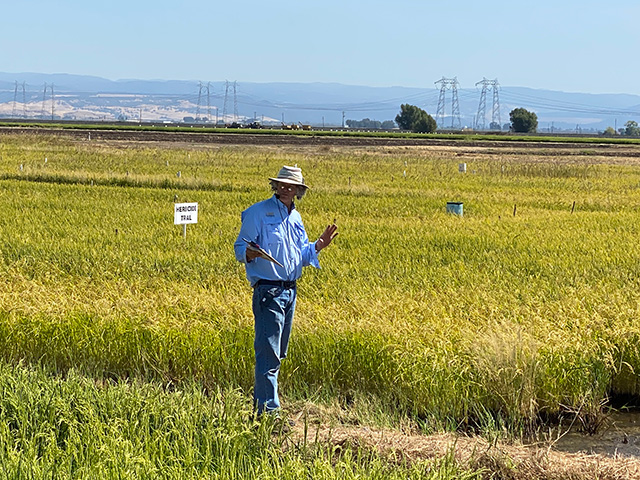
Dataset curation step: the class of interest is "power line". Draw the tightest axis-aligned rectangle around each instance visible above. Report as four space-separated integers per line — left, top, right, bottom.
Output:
500 90 640 116
237 90 441 113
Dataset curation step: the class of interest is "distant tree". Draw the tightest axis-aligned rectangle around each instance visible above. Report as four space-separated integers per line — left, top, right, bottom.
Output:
395 104 422 130
381 120 396 129
183 116 195 123
603 126 617 136
412 115 438 134
509 108 538 133
624 120 640 136
395 104 437 133
346 118 382 129
489 121 501 131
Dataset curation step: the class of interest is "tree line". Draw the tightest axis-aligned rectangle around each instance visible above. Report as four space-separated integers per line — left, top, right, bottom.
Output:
350 104 639 136
345 118 396 129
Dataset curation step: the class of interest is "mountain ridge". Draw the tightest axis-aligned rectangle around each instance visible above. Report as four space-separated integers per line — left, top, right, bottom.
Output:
1 72 639 131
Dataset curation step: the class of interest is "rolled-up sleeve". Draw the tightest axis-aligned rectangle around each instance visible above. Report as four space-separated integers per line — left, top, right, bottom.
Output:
301 234 320 269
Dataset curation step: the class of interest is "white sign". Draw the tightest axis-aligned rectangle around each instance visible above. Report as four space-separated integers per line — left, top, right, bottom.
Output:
174 202 198 225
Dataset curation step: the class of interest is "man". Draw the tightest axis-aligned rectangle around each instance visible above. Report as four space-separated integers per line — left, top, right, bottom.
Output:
234 165 338 416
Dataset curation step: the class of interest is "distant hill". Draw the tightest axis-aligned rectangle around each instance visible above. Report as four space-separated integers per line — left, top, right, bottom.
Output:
1 72 639 131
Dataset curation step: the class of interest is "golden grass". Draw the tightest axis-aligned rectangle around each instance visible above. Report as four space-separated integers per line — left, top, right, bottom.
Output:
1 132 640 429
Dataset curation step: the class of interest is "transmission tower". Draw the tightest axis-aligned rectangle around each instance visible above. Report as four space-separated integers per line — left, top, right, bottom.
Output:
206 82 212 121
435 79 446 126
21 82 26 118
451 81 461 129
475 78 500 130
434 77 461 129
196 82 203 121
41 83 47 118
12 81 18 118
233 81 238 122
222 80 229 123
50 84 55 120
492 80 501 128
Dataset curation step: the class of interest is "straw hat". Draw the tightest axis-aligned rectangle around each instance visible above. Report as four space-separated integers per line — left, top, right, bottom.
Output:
269 165 309 188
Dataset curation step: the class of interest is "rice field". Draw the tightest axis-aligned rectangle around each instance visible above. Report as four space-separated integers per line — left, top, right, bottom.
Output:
0 132 639 477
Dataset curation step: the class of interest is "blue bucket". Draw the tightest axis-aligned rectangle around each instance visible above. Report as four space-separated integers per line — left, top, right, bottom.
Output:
446 202 463 216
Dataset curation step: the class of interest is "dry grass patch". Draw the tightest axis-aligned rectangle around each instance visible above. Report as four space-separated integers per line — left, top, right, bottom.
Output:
288 419 640 480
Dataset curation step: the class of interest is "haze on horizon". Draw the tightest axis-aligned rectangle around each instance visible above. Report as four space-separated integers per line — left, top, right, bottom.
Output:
2 0 639 96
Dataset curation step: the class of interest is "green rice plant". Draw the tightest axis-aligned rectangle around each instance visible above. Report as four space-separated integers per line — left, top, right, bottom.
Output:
0 363 483 479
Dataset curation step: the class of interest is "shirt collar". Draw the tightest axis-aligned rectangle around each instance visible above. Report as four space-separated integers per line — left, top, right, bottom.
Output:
272 194 295 213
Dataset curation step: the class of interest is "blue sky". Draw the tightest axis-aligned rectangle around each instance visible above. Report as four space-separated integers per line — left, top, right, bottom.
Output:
3 0 639 95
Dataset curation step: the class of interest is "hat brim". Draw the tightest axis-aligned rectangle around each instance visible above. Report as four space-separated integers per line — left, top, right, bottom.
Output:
269 177 309 188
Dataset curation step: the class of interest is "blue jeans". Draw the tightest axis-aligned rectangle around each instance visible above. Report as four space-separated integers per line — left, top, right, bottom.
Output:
252 284 297 413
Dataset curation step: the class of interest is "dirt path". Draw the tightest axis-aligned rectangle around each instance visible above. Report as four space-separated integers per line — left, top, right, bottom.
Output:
286 420 640 479
3 125 640 162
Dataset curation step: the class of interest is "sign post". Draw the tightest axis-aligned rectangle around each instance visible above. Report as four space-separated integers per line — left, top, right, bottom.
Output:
174 202 198 239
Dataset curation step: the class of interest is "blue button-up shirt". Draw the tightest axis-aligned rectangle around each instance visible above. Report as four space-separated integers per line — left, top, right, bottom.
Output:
234 195 320 286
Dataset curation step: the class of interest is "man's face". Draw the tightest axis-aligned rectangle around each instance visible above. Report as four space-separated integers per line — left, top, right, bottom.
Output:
276 182 297 205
